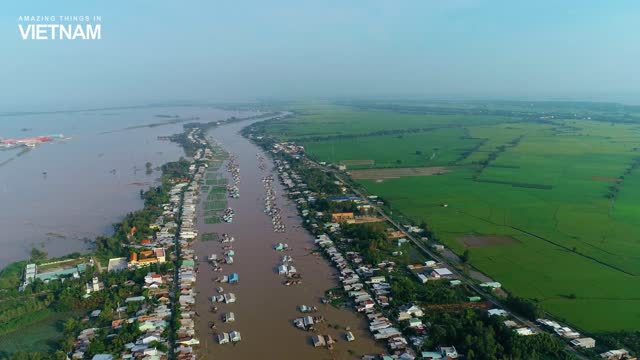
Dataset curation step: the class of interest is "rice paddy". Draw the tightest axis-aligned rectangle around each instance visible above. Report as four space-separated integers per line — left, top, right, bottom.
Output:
259 101 640 332
203 160 229 225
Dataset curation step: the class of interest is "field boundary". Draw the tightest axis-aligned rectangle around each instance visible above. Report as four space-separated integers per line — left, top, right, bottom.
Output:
457 210 636 276
474 178 553 190
349 166 450 180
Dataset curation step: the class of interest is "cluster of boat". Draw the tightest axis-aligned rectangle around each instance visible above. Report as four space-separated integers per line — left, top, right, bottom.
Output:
293 307 355 348
273 243 300 285
208 245 235 271
274 243 290 251
262 174 285 232
220 233 235 243
221 207 235 223
226 154 240 198
206 230 241 345
299 304 318 313
257 153 267 171
278 254 302 286
208 274 239 342
211 291 237 303
226 184 239 198
216 330 241 345
293 314 326 331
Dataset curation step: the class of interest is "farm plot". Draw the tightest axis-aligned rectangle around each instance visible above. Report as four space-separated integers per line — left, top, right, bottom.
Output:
262 102 640 331
457 234 516 247
266 104 515 140
302 128 483 168
358 129 640 331
349 166 450 180
203 171 228 223
201 233 219 241
339 159 375 167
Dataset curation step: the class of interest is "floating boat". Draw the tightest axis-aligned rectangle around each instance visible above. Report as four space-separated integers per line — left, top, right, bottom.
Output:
223 312 235 323
298 305 317 313
217 332 230 344
229 330 241 343
346 331 355 342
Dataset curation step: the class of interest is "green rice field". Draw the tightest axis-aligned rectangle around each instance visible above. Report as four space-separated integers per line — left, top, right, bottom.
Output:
202 170 228 224
259 101 640 332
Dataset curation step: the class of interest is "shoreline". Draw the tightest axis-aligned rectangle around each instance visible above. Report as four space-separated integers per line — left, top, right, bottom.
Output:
0 107 628 359
241 120 597 359
0 111 273 359
190 118 384 359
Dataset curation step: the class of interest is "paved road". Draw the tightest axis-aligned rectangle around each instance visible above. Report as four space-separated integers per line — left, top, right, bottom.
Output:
304 158 588 360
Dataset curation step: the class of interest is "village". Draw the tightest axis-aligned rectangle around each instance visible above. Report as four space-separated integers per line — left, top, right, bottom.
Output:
13 120 636 360
249 137 635 360
15 126 216 360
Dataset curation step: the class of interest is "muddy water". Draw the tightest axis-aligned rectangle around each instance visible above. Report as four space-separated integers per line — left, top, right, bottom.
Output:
0 107 253 267
193 120 384 359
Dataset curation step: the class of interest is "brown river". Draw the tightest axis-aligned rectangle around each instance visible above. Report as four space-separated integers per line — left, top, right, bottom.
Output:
193 119 384 359
0 107 255 268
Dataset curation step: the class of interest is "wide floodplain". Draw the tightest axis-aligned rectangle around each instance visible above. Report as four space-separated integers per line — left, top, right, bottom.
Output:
258 101 640 332
0 107 248 267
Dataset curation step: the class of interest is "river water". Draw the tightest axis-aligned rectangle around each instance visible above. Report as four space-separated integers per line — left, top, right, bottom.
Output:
193 119 384 359
0 107 254 267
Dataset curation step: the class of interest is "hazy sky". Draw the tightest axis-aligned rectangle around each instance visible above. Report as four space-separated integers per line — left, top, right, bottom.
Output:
1 0 639 111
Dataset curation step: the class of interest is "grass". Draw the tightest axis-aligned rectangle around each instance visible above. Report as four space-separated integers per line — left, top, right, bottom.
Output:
0 310 74 356
303 128 482 168
204 200 226 210
37 257 86 273
360 142 640 331
260 101 640 332
0 261 26 290
205 178 227 186
201 233 219 241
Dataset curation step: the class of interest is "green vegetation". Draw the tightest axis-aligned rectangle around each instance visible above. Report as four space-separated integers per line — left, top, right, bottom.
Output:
279 148 578 359
0 149 194 358
0 311 74 356
423 309 575 360
204 217 221 224
304 128 482 168
30 248 48 262
200 233 219 241
0 261 27 289
253 100 640 332
201 168 228 224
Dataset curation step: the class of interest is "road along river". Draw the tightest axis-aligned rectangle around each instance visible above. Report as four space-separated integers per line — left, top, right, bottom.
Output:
193 119 384 359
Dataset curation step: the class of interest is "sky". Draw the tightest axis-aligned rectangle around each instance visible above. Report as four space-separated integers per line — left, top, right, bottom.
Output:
0 0 639 111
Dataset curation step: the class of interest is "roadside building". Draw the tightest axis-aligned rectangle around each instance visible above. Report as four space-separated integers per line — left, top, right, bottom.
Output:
331 212 355 223
571 337 596 349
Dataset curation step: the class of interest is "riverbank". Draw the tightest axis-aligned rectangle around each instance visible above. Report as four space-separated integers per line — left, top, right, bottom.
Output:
0 106 253 268
192 119 384 359
0 109 262 359
241 122 601 359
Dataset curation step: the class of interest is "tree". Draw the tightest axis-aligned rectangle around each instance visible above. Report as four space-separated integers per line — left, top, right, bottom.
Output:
30 247 47 261
461 249 471 264
505 295 542 320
